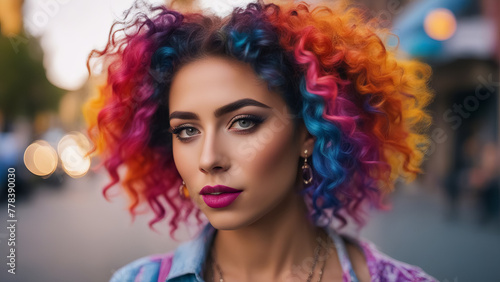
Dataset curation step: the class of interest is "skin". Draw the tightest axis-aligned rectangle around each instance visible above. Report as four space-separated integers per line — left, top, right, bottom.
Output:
168 55 369 282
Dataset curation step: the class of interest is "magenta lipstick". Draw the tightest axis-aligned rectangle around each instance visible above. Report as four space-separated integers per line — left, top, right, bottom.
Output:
200 185 242 208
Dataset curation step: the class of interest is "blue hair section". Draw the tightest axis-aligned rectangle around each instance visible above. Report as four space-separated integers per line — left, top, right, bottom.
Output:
299 77 351 225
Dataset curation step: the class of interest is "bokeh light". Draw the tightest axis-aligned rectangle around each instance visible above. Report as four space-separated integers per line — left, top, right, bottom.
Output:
424 8 457 41
57 131 91 178
24 140 58 177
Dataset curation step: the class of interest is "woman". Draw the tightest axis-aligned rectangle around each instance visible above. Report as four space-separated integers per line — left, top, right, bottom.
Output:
84 1 436 281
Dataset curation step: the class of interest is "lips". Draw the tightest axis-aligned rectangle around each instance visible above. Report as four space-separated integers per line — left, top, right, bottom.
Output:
200 185 242 208
200 185 241 195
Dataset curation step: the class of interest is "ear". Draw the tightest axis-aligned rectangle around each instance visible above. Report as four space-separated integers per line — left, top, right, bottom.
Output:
297 120 316 157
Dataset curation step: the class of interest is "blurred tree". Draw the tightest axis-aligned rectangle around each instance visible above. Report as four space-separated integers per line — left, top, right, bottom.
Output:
0 31 63 125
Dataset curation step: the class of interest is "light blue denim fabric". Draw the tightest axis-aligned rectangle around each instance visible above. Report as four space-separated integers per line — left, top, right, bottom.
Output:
109 223 362 282
166 223 216 282
110 223 215 282
110 220 437 282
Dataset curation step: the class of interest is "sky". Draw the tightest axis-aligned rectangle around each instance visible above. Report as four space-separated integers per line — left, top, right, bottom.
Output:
22 0 253 91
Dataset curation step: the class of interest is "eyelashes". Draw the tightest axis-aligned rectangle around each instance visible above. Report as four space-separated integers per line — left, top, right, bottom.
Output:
169 114 265 142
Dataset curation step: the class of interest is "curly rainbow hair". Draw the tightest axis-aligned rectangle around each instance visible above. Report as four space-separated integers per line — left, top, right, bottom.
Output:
83 0 432 238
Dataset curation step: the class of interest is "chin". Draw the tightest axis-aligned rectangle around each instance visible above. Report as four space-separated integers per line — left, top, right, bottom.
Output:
204 211 262 230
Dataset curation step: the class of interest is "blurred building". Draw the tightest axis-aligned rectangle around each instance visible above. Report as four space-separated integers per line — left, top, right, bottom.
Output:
390 0 499 222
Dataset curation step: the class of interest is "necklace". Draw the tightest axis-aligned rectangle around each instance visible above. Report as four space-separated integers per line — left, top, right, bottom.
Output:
209 230 330 282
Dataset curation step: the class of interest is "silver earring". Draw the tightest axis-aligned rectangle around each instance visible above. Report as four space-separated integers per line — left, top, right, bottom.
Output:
302 149 313 185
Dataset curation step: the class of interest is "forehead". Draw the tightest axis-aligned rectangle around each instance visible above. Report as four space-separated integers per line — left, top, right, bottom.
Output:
168 56 285 114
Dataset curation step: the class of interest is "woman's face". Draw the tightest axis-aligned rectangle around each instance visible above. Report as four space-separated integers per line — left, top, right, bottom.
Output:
168 56 313 230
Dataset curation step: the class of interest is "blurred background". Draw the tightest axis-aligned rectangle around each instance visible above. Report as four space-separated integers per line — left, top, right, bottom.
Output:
0 0 498 281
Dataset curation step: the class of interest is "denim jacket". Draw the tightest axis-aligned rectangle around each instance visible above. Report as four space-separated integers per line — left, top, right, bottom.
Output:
110 223 437 282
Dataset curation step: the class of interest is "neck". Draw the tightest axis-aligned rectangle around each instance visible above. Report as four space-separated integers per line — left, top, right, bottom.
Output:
209 189 325 281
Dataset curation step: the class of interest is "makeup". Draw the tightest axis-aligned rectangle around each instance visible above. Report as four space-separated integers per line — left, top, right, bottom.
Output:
200 185 242 208
169 56 303 229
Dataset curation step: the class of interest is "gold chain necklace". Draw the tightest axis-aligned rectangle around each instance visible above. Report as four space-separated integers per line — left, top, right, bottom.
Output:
209 231 330 282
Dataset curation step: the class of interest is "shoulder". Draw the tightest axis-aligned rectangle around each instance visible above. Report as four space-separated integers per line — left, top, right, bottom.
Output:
354 238 438 282
110 251 175 282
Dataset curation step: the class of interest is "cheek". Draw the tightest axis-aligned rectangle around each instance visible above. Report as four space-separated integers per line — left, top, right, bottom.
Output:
242 122 299 190
172 143 193 180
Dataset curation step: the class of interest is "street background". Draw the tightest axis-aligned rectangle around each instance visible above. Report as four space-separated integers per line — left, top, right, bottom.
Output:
0 0 499 281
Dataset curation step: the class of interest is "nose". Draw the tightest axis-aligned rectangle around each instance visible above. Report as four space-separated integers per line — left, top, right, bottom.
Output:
198 129 228 174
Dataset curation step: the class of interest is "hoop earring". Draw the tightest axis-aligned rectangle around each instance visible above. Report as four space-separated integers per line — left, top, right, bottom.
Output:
179 180 190 199
302 149 313 185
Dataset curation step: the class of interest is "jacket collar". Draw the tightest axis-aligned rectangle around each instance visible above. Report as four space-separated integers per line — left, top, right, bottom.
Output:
165 223 350 281
166 223 216 281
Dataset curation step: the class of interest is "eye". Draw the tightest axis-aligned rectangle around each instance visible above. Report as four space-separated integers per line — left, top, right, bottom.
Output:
229 115 264 132
169 126 200 142
169 114 265 142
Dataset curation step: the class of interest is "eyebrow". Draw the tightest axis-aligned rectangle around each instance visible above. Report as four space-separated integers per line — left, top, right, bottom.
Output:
169 98 271 121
